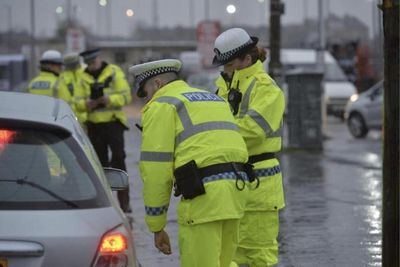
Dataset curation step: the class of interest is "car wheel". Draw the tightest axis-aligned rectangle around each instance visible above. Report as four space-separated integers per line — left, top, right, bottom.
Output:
348 113 369 138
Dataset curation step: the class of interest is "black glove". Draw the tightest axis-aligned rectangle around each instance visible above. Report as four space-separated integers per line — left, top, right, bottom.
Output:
90 82 105 100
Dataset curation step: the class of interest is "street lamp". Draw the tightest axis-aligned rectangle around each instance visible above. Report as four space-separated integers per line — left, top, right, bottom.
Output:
99 0 107 7
126 9 134 17
55 6 63 14
226 4 236 14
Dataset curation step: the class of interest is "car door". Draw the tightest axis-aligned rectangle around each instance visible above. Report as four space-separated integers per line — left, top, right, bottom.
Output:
365 83 383 128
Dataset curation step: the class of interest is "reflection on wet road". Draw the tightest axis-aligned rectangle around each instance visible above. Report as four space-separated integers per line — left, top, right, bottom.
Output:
278 120 382 267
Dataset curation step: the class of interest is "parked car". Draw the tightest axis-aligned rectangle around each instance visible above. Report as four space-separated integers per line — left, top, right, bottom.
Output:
276 49 357 119
344 80 383 138
0 92 140 267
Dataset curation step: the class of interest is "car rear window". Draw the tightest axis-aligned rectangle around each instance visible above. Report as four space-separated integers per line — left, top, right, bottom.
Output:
0 128 109 210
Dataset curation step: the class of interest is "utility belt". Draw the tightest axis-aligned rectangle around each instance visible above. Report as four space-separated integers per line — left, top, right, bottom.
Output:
248 152 276 164
244 152 277 187
173 160 254 200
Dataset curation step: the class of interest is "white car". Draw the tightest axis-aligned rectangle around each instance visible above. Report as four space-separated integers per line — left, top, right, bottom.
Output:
0 92 140 267
344 80 383 138
278 49 357 119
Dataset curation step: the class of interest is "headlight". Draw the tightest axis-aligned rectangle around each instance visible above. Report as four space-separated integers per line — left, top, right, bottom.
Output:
350 94 359 102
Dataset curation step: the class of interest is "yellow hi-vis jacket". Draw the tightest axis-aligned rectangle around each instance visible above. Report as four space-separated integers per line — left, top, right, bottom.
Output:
75 63 131 128
28 70 70 102
140 80 249 233
216 60 285 211
60 66 87 123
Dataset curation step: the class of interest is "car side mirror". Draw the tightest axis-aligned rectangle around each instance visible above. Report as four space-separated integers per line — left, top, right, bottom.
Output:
369 94 375 101
103 167 129 191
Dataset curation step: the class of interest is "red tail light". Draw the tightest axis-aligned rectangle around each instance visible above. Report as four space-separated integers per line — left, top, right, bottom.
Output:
0 129 16 153
99 233 127 253
0 130 15 144
93 229 132 267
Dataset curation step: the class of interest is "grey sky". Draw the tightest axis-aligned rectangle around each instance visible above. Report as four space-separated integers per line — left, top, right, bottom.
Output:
0 0 380 38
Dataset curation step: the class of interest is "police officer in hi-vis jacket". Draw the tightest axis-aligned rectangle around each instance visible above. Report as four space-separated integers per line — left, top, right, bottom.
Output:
130 59 251 267
75 48 132 212
213 28 286 267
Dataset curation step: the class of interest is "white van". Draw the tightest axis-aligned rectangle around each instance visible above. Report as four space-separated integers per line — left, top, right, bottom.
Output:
278 49 357 119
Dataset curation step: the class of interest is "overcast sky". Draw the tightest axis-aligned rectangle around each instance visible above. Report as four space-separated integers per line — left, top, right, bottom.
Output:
0 0 380 38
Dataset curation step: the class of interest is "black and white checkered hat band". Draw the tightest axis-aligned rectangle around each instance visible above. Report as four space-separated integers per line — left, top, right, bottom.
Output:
215 39 253 62
136 66 177 85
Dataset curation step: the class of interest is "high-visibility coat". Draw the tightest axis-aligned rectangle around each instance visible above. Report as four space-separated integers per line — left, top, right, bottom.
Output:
140 80 249 233
75 62 131 128
216 60 285 211
28 70 70 102
60 67 87 123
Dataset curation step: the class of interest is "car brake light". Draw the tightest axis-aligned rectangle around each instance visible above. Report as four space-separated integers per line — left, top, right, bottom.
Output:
0 130 15 144
0 129 16 153
93 230 131 267
99 233 127 253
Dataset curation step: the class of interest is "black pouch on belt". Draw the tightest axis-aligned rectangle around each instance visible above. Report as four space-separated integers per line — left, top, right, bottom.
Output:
173 160 205 200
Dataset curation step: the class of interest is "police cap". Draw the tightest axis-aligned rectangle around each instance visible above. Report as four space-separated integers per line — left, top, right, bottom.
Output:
212 28 258 66
63 52 80 67
40 50 63 65
79 48 100 64
129 59 181 98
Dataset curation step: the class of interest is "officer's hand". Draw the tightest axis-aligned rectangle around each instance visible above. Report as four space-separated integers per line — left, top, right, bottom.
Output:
86 99 98 111
154 230 172 255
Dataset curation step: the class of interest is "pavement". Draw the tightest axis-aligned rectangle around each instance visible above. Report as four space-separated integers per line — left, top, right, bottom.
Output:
122 103 383 267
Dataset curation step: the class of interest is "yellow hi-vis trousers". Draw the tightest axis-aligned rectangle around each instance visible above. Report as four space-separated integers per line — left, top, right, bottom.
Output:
233 210 280 267
178 219 240 267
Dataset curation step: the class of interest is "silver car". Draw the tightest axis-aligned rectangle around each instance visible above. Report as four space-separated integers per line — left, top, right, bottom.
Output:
344 80 383 138
0 92 139 267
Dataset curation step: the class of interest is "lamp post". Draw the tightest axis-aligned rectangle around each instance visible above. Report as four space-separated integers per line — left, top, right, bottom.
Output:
205 0 210 20
1 4 12 52
226 4 236 25
30 0 36 77
269 0 284 79
257 0 266 25
153 0 159 28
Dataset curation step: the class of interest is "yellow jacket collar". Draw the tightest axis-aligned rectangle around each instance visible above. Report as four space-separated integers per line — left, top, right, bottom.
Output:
216 60 264 91
232 60 264 82
142 80 187 111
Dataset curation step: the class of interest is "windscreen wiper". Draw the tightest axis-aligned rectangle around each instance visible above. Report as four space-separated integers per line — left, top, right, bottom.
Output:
0 179 80 208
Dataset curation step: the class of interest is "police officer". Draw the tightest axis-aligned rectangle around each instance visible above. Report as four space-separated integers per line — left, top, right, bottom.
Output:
28 50 70 101
213 28 286 266
129 59 250 267
75 48 132 212
61 52 87 124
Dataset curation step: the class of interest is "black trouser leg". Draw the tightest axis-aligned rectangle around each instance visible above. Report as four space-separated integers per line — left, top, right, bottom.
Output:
87 123 109 167
109 122 130 212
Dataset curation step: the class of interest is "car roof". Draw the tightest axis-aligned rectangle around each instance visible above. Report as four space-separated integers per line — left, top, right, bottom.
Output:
0 91 77 134
280 49 336 65
0 54 26 64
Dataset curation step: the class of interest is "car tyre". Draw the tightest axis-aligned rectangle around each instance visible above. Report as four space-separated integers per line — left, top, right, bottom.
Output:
348 112 368 138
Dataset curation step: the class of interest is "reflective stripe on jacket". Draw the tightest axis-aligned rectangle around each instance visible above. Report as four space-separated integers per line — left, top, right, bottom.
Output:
76 63 131 127
28 71 63 98
216 60 285 210
140 80 249 232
